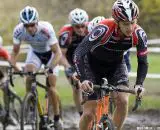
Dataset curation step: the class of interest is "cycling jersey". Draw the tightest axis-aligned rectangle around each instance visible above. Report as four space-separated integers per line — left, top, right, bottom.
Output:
0 47 10 60
13 21 58 53
59 24 88 65
74 19 148 85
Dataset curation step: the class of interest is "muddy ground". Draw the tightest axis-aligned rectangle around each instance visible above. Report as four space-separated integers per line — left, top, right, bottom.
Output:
1 106 160 130
63 106 160 130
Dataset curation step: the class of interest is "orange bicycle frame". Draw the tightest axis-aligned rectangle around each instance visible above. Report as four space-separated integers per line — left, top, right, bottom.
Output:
96 95 109 129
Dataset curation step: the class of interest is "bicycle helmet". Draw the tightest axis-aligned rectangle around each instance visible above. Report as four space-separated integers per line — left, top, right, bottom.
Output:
88 16 105 32
69 8 89 25
112 0 139 22
20 6 39 24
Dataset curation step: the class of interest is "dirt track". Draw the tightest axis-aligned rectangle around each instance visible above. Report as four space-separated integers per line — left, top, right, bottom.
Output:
1 106 160 130
63 106 160 130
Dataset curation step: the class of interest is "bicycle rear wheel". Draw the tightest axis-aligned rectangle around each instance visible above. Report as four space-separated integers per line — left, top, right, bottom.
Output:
21 92 39 130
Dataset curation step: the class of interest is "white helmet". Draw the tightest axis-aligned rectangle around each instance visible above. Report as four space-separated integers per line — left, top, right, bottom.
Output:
69 8 89 25
20 6 39 24
88 16 105 32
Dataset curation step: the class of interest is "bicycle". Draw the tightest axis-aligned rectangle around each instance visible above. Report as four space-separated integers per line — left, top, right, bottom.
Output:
0 66 22 130
9 68 62 130
82 78 142 130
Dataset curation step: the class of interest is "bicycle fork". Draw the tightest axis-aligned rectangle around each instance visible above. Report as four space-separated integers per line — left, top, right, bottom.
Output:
96 96 109 130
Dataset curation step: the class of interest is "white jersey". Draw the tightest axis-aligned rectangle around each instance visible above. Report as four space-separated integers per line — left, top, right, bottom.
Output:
13 21 58 53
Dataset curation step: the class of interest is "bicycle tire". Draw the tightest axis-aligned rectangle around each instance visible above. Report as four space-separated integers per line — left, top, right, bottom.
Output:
102 116 115 130
9 89 22 123
109 97 115 116
21 92 39 130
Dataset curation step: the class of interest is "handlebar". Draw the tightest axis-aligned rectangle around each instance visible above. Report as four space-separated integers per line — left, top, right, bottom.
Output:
93 84 135 94
81 82 142 111
8 65 47 87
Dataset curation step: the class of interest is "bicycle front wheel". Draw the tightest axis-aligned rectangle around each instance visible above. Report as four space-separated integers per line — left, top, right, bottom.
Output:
104 116 115 130
9 89 22 123
21 92 39 130
99 115 115 130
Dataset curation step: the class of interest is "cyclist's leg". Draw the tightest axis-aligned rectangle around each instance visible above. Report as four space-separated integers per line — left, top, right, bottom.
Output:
47 67 64 130
108 62 129 130
112 85 129 130
79 100 97 130
72 86 83 116
47 67 60 119
47 53 63 129
25 49 41 92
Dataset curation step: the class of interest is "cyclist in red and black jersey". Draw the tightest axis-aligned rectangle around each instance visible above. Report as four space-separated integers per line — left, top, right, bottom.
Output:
73 1 148 130
58 8 89 116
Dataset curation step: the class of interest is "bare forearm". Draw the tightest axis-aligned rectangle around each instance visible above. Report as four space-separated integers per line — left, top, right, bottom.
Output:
52 51 62 67
10 52 19 65
59 54 70 69
50 43 62 67
10 44 20 66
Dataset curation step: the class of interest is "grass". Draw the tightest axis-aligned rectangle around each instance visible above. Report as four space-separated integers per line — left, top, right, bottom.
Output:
130 53 160 73
129 95 160 111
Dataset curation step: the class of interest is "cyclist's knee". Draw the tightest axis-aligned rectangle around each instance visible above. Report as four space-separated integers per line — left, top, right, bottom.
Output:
119 96 128 107
82 101 97 121
82 111 95 122
48 74 57 87
48 84 58 96
49 85 56 92
115 85 129 106
116 94 129 107
25 64 37 72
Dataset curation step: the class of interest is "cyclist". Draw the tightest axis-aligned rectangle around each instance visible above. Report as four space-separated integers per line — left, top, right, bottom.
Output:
10 6 63 130
58 8 89 116
89 16 131 73
0 36 18 125
88 16 105 33
73 0 148 130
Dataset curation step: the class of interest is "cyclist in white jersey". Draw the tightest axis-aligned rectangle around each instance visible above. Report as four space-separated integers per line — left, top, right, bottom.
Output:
10 6 63 130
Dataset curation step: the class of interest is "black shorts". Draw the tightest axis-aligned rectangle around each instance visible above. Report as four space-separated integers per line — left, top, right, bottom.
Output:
34 50 52 65
83 54 129 100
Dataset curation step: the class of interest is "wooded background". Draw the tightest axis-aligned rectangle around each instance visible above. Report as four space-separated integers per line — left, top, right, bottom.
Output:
0 0 159 44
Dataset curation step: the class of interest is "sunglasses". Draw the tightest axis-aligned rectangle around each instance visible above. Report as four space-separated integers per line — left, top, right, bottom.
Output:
24 23 36 28
74 24 86 29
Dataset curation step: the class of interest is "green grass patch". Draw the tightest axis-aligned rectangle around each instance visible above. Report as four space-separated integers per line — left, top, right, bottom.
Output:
130 53 160 73
129 95 160 111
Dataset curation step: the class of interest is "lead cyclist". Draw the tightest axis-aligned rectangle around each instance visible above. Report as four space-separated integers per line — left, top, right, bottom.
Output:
10 6 63 130
73 0 148 130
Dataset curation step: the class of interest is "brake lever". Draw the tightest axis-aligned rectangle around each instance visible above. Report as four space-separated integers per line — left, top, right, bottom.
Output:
132 88 142 111
8 66 14 87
